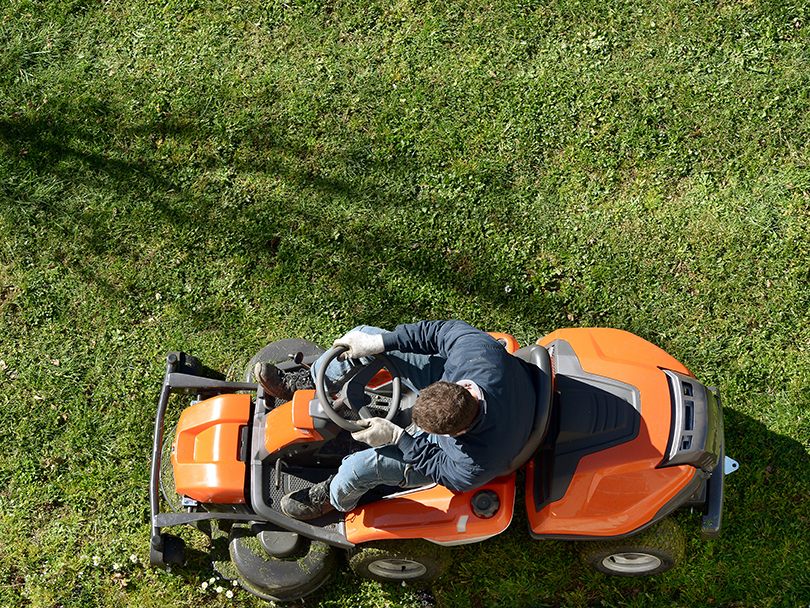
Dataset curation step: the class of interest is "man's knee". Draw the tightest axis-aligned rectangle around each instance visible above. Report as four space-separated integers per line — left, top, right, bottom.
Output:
340 449 377 481
337 447 407 486
330 450 379 512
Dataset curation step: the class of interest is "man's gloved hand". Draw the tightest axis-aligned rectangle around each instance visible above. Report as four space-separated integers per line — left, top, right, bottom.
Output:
351 417 405 448
333 331 385 361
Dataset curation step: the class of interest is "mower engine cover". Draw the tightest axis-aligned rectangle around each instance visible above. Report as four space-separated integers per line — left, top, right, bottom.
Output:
172 393 251 504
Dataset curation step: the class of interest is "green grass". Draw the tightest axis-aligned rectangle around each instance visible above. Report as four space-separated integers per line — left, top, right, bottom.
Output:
1 0 809 606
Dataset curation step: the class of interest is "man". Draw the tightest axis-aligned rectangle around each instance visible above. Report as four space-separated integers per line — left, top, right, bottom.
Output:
254 320 537 520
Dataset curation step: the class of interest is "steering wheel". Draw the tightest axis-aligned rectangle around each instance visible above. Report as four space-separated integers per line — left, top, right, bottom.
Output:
315 346 402 432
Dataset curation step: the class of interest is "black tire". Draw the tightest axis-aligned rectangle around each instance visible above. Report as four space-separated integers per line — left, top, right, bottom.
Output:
226 526 337 602
159 423 185 513
149 534 186 567
348 539 452 583
244 339 325 382
578 518 685 577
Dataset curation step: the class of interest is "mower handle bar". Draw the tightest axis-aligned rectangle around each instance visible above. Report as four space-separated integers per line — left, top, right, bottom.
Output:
149 352 258 549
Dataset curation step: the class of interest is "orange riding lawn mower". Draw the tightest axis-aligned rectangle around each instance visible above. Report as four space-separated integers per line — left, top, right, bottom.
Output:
148 328 738 602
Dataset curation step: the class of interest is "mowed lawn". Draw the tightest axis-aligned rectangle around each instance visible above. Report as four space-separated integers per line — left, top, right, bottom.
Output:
0 0 808 606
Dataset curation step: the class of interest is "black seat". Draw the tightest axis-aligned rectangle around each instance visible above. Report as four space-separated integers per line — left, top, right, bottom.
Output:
500 345 554 475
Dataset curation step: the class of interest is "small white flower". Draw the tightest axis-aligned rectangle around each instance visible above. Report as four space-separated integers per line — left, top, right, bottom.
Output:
216 586 224 593
232 580 239 586
504 285 512 293
129 554 138 563
92 556 101 566
155 293 162 300
113 563 121 571
201 582 208 590
209 577 216 584
226 590 234 598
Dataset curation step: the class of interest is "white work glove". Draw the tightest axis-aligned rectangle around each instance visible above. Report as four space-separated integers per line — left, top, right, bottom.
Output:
333 331 385 361
351 417 405 448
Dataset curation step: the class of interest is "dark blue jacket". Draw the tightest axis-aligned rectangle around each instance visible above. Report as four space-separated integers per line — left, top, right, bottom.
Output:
383 320 536 492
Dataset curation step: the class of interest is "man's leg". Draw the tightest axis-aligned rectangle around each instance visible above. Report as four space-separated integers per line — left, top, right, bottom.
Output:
280 446 433 519
329 445 434 512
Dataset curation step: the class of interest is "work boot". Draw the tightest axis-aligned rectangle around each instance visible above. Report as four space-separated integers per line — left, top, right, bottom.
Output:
281 478 334 520
253 362 294 401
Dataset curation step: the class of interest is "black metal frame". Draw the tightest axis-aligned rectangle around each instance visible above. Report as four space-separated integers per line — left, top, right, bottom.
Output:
149 352 259 564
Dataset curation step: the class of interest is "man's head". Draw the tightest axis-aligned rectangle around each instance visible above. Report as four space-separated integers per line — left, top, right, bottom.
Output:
412 381 479 436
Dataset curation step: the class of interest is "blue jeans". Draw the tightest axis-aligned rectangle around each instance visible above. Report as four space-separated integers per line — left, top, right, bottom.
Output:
329 445 434 512
310 326 442 512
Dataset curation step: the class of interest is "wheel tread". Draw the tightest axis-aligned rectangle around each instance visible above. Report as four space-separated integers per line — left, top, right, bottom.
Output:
579 518 685 577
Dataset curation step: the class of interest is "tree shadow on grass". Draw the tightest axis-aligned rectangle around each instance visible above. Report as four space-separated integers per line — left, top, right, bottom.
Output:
0 97 567 335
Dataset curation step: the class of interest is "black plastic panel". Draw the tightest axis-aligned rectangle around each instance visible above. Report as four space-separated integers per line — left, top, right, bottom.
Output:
531 340 641 512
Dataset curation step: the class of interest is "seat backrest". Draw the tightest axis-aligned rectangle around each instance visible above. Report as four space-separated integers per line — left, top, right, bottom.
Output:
500 344 553 475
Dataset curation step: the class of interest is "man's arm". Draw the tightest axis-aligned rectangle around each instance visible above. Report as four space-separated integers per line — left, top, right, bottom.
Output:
395 432 488 493
381 319 489 358
332 332 384 360
346 416 485 491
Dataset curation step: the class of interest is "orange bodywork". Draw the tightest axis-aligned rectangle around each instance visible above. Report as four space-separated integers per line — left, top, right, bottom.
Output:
264 390 325 455
170 328 695 539
367 370 394 388
527 328 696 537
172 393 250 504
488 332 520 353
345 475 516 545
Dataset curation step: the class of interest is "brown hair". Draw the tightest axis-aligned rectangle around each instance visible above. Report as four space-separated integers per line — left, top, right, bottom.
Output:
412 382 479 435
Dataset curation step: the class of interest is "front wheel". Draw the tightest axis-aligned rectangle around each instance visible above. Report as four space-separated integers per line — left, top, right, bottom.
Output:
578 518 685 577
348 539 452 583
224 526 337 601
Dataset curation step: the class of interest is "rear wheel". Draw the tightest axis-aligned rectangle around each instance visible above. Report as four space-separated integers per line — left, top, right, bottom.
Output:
578 518 685 577
348 539 452 583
